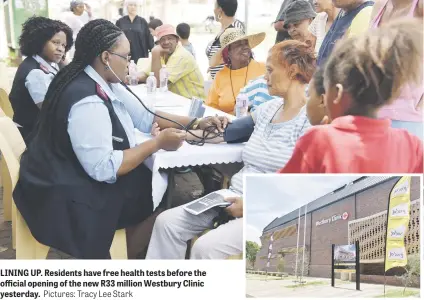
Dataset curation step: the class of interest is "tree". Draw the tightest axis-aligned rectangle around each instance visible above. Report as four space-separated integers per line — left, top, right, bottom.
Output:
276 254 285 277
291 250 310 281
396 254 420 295
246 241 260 269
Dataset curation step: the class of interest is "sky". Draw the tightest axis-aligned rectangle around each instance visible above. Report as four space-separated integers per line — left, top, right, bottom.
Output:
245 175 362 246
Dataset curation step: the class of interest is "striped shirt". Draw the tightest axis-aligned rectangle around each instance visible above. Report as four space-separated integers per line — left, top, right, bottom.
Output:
205 19 245 80
229 99 311 194
238 75 278 112
162 44 205 99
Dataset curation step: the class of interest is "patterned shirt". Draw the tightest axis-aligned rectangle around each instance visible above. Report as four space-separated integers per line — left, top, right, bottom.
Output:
229 99 311 194
238 75 278 112
205 19 245 80
162 44 205 99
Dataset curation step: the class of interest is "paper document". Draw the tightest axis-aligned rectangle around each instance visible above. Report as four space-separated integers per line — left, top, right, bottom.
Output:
184 189 240 215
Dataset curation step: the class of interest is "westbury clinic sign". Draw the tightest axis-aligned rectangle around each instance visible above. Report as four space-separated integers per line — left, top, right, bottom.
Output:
316 212 349 227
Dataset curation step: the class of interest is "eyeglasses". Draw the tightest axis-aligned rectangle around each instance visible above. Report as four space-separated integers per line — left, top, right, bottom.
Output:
108 51 131 62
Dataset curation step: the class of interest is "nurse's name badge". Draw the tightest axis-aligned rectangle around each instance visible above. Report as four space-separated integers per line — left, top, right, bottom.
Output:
96 84 109 102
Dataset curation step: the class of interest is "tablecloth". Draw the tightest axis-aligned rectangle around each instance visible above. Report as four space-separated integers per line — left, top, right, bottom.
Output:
130 85 244 210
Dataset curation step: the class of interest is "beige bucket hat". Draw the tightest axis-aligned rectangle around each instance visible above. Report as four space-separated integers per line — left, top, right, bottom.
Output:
209 28 266 67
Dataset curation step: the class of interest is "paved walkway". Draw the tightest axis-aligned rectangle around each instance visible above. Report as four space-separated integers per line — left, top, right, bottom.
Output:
0 172 203 259
246 274 420 298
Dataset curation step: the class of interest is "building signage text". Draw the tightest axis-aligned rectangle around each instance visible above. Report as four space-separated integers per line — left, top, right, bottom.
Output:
316 212 349 227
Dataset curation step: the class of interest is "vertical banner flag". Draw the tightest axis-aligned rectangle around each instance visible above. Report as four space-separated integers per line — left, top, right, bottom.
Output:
385 176 411 272
266 233 274 269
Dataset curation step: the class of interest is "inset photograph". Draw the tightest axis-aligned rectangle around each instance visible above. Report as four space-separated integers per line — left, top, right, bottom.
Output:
246 175 421 298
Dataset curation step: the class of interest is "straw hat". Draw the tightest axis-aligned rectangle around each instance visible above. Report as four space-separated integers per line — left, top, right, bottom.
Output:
209 28 266 67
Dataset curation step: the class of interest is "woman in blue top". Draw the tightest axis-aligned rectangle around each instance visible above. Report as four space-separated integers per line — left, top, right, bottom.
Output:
13 19 227 259
9 16 73 142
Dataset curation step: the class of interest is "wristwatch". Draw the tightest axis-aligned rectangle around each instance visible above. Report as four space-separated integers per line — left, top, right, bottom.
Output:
191 118 201 130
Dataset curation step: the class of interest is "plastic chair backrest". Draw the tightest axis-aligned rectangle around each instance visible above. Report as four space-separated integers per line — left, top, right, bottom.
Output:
0 117 26 159
0 133 20 188
0 88 14 118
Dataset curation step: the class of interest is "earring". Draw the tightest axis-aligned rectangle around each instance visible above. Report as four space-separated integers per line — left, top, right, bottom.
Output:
218 14 222 20
105 64 110 71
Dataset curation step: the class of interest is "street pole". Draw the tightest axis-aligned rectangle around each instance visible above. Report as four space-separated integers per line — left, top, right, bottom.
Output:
0 0 7 59
244 0 249 32
0 0 9 92
294 207 301 282
144 0 147 18
331 244 335 287
300 204 308 284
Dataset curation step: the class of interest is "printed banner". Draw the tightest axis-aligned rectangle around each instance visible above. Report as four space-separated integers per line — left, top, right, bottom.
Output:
334 244 356 273
266 234 274 272
385 176 411 272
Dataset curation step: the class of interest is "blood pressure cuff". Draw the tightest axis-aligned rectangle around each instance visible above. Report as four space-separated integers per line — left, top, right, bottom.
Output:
223 116 254 144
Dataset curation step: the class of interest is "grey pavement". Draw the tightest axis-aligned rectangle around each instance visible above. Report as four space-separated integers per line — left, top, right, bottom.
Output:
246 274 420 298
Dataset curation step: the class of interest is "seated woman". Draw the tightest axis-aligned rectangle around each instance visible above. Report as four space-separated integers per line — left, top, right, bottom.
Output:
13 19 227 259
280 19 423 173
146 40 316 259
9 16 73 143
206 29 267 114
283 0 316 46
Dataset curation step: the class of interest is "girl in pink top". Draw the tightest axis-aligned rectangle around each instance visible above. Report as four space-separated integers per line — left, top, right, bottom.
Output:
370 0 423 140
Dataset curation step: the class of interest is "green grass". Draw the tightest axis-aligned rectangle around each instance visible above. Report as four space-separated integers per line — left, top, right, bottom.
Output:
286 281 327 288
246 274 296 281
247 275 291 281
374 290 420 298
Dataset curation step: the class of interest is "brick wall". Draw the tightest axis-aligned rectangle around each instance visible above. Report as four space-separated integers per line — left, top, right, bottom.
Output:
309 195 355 277
255 214 312 273
356 177 420 219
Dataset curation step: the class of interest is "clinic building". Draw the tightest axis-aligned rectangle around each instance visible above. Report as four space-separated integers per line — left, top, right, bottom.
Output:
255 176 421 284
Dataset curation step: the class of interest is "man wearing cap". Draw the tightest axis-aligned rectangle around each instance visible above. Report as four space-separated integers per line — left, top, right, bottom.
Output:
116 0 153 63
150 24 204 100
274 0 314 43
283 0 316 46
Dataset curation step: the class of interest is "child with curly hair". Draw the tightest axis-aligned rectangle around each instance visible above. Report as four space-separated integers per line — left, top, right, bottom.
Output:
280 19 423 173
9 16 73 142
